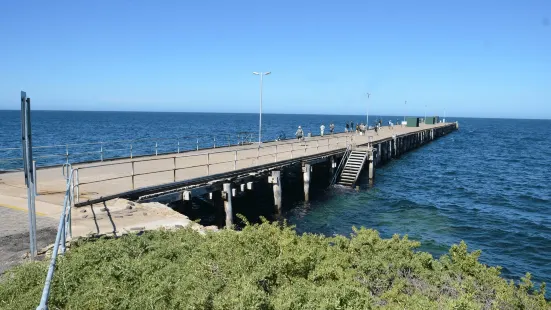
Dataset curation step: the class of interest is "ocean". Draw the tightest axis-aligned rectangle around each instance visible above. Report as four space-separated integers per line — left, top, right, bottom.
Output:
0 110 550 290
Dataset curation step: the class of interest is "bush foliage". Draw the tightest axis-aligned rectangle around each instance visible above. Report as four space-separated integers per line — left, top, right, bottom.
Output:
1 221 549 309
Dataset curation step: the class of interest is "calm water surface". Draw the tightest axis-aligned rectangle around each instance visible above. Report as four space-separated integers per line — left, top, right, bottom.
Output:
0 111 550 290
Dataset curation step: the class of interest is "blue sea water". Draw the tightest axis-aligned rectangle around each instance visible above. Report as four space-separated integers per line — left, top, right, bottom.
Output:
1 110 550 291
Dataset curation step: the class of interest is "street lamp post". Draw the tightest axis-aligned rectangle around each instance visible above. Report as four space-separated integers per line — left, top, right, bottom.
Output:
424 104 427 123
253 71 271 144
404 100 407 122
366 93 371 128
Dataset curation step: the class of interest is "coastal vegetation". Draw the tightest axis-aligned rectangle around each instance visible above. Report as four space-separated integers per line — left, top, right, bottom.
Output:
0 221 548 309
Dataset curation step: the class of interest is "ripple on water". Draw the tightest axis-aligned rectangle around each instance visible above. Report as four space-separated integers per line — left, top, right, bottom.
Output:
287 118 551 294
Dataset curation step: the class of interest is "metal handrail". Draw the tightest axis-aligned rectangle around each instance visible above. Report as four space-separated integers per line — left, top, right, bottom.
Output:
36 164 74 310
0 132 255 169
0 133 253 152
76 134 348 171
330 145 351 186
73 135 352 199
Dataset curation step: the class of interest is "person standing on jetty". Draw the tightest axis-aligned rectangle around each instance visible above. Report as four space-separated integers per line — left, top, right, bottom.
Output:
295 126 304 141
345 123 350 132
351 121 354 130
320 124 325 136
329 123 335 134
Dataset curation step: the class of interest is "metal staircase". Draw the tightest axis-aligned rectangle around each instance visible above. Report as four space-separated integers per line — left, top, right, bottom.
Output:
337 148 369 186
330 146 351 186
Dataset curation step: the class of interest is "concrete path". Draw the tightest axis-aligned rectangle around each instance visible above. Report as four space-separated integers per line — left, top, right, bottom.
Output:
0 204 58 274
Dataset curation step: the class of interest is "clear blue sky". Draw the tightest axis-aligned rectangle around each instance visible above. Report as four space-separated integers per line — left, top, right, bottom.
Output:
1 0 549 118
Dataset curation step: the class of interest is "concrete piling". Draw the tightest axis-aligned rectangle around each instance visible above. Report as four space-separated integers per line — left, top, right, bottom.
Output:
377 144 382 165
271 170 282 214
368 150 375 185
222 183 233 228
303 164 311 202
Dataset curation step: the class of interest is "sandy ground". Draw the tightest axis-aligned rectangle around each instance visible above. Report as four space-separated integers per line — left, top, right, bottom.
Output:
0 198 217 274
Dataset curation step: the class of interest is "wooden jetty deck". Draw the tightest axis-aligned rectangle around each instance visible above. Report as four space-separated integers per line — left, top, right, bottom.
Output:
0 122 457 232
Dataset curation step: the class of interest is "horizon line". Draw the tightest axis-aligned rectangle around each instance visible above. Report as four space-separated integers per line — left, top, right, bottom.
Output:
0 109 549 121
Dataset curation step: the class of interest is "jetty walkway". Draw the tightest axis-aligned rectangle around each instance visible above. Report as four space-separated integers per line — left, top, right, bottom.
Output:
0 122 457 243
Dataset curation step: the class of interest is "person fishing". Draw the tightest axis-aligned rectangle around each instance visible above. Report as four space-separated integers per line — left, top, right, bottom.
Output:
329 123 335 134
320 124 325 136
295 126 304 141
345 123 350 133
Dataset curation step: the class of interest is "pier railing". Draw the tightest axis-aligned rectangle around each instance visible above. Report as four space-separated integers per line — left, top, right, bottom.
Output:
36 164 75 310
0 132 254 171
73 134 354 203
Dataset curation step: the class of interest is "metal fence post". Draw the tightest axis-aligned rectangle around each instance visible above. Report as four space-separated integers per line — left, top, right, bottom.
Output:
21 93 36 261
155 142 158 156
173 157 176 182
60 218 66 254
33 160 38 196
234 150 237 170
75 168 80 203
177 140 180 153
130 144 133 159
68 175 73 238
197 138 199 151
65 144 69 164
207 153 210 175
214 137 216 148
100 142 103 161
131 161 135 189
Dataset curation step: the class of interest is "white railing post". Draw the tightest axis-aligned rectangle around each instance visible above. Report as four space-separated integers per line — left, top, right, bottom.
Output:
214 137 216 148
100 142 103 161
177 140 180 153
155 142 158 156
234 150 237 170
130 144 133 158
197 138 199 150
65 144 69 164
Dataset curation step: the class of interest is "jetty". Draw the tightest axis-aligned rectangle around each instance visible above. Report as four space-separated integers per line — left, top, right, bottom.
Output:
0 122 457 229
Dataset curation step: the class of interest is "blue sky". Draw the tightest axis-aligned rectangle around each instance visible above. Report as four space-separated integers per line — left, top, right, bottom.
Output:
0 0 549 118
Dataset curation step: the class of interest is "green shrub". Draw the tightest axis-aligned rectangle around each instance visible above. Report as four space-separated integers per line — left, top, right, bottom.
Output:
1 222 549 309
